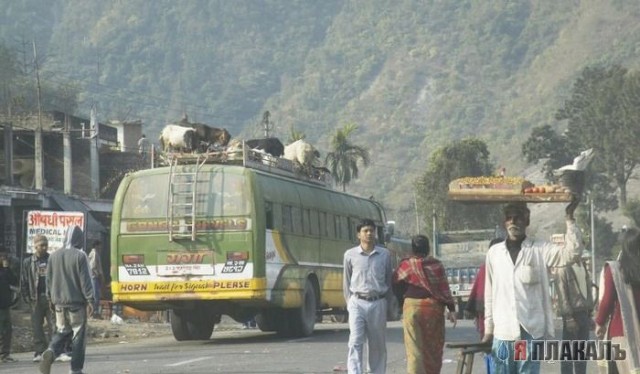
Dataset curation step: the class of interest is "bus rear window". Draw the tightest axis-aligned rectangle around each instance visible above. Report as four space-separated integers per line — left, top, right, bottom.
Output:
121 172 250 219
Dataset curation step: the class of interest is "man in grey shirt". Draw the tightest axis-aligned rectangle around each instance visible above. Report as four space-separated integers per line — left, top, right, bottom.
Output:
343 218 393 374
40 225 94 374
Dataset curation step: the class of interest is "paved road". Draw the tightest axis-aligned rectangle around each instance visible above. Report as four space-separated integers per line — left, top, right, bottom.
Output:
3 319 600 374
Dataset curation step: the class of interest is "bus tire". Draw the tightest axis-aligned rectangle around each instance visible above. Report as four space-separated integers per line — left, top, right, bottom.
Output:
187 314 215 340
170 310 192 341
279 281 317 337
256 310 277 332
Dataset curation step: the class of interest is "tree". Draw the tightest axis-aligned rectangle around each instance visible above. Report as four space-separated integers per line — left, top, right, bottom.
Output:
521 125 575 180
521 124 618 212
623 198 640 228
287 125 306 143
324 123 370 192
555 65 640 207
416 138 502 233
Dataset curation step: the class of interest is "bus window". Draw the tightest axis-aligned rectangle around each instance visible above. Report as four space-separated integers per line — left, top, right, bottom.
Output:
339 216 349 240
265 201 274 229
348 218 357 242
309 210 319 236
446 268 453 284
292 206 303 234
121 175 170 218
335 215 343 240
199 172 250 216
282 205 292 232
460 268 468 287
326 213 336 238
376 225 384 244
303 209 311 235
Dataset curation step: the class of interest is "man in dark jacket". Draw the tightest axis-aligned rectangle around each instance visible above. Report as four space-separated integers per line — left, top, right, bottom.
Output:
0 247 18 363
21 234 53 362
40 226 94 374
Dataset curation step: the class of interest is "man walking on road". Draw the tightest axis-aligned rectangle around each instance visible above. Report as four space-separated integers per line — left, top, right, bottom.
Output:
21 234 53 362
40 225 94 374
343 218 393 374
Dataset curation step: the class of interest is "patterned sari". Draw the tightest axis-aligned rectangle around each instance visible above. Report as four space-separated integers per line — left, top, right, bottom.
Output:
394 256 454 374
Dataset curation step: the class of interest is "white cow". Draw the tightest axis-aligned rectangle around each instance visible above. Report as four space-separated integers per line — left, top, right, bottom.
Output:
283 139 320 168
158 124 196 152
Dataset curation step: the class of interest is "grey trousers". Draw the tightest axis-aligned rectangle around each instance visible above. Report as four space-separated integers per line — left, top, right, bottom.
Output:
347 296 387 374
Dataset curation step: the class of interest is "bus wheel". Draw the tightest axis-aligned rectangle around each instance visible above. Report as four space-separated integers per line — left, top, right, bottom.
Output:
187 314 215 340
285 281 317 337
170 310 192 341
255 310 277 332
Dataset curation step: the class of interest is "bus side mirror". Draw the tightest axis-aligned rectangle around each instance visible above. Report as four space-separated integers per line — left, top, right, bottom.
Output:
385 221 395 237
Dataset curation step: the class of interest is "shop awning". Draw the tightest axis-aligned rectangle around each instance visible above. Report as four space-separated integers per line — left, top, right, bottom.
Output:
49 193 110 234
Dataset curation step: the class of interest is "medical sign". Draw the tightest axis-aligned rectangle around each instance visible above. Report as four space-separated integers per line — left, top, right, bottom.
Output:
26 210 85 253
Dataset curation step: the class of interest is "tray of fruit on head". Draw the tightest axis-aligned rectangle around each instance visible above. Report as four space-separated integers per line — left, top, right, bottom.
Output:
447 176 573 203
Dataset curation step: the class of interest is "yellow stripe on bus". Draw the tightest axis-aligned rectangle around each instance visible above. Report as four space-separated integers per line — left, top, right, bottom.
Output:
270 230 294 263
113 278 266 294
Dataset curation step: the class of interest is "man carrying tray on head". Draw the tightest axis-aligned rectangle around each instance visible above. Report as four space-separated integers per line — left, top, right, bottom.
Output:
482 197 583 374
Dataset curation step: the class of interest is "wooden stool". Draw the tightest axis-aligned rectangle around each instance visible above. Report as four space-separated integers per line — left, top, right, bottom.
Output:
446 341 492 374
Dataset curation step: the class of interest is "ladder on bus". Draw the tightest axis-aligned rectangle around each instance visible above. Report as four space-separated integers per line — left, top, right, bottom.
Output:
167 154 207 241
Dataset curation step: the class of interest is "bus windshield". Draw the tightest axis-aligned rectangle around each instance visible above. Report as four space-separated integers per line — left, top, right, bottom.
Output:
121 171 250 219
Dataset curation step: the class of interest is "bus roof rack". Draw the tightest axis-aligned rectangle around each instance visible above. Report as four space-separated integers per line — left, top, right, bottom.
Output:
157 145 333 188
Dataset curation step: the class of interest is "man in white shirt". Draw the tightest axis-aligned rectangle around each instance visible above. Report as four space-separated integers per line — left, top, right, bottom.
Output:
482 199 582 374
343 219 393 374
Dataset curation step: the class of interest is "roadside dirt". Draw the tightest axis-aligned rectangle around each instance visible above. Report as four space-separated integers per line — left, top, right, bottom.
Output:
10 303 173 354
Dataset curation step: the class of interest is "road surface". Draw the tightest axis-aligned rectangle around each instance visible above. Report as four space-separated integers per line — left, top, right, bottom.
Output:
4 319 599 373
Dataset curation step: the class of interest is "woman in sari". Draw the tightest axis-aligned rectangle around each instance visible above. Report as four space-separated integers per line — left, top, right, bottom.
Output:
392 235 457 374
594 228 640 374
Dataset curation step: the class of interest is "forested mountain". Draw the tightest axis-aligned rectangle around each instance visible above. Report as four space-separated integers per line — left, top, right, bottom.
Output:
2 0 640 233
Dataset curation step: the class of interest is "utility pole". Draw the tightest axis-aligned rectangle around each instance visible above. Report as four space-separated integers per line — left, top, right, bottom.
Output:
590 193 596 280
89 106 100 198
432 209 437 257
63 114 72 194
413 192 420 234
261 111 273 137
32 40 44 189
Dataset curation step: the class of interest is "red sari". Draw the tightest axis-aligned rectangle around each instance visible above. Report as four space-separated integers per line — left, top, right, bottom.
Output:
393 256 455 374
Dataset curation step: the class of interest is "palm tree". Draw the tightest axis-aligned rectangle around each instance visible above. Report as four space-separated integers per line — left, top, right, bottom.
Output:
288 125 306 143
325 123 370 192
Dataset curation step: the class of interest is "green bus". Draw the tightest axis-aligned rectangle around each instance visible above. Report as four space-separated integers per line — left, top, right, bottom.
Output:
110 147 398 340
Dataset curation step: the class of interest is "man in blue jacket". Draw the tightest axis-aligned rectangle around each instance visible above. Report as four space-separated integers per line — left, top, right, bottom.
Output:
40 226 94 374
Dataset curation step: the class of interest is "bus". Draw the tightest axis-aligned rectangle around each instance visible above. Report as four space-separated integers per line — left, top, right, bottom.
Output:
110 146 394 340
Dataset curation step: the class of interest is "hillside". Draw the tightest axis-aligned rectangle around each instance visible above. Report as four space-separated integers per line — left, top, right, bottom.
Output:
2 0 640 232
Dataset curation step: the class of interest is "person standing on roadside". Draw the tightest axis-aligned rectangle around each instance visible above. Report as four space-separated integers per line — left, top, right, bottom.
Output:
0 247 17 363
551 250 594 374
594 227 640 374
21 234 53 362
392 234 457 374
483 199 583 374
40 225 94 374
87 240 104 319
343 218 393 374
